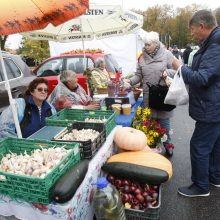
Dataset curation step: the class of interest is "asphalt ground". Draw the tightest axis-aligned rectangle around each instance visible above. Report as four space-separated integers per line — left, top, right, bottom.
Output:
160 105 220 220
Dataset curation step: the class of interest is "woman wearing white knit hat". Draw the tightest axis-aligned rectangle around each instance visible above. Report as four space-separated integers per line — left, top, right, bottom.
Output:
125 31 176 157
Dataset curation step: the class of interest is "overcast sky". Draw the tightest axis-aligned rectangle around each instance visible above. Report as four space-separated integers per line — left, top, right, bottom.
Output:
91 0 217 10
6 0 218 49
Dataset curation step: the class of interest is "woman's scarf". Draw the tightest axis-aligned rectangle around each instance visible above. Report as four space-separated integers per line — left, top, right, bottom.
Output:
144 43 160 58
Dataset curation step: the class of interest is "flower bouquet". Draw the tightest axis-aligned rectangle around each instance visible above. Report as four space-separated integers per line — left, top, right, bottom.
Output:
132 106 167 148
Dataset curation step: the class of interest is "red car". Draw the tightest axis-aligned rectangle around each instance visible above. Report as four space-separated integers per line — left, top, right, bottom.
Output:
33 51 122 95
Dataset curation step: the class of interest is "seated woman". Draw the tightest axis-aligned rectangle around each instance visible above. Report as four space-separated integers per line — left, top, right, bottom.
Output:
0 78 56 139
47 70 100 111
90 58 110 93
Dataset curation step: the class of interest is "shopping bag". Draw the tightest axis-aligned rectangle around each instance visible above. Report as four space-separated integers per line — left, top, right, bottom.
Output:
147 79 176 112
164 67 189 105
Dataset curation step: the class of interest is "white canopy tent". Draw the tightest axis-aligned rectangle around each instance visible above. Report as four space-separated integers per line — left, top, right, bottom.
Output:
49 29 146 76
22 5 144 74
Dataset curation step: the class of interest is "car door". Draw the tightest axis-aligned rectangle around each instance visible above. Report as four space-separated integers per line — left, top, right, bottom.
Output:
0 56 34 112
66 56 94 93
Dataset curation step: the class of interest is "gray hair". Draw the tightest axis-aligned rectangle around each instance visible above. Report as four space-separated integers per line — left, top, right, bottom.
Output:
60 70 76 83
94 58 104 68
142 31 160 44
189 10 217 28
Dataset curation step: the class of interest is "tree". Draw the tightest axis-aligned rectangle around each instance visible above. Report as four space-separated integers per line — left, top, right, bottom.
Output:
18 38 49 63
0 36 8 50
140 4 203 49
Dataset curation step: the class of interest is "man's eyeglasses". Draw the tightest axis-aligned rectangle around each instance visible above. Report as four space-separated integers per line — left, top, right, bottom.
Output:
36 87 48 93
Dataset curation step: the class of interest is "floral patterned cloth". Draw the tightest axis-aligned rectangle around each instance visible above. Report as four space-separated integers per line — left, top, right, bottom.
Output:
0 127 117 220
91 68 110 90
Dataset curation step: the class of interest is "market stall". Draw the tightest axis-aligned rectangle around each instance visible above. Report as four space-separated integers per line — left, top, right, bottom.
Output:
0 127 116 220
0 93 172 220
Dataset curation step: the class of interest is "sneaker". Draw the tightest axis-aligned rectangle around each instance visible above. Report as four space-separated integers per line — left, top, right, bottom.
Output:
178 184 210 197
210 182 220 187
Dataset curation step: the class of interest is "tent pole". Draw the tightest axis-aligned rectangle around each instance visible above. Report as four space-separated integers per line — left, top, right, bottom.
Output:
0 49 22 138
80 18 90 96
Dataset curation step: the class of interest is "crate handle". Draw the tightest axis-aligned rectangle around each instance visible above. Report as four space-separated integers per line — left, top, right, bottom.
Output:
0 175 6 181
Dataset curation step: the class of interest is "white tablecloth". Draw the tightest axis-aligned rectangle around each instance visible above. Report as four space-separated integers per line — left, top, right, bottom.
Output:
0 127 117 220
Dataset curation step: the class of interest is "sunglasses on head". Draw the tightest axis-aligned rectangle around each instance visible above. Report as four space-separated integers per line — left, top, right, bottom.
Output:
36 87 48 93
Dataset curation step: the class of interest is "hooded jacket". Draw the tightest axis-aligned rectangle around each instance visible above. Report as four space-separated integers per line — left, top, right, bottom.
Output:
181 27 220 122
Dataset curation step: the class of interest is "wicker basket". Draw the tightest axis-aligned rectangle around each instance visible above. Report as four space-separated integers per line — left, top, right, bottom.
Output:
132 88 142 101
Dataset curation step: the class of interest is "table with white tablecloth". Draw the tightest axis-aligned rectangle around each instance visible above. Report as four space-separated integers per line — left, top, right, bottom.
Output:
0 127 117 220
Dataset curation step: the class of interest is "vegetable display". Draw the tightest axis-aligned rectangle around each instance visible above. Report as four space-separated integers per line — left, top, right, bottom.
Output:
114 127 148 151
59 129 100 141
0 147 70 178
102 151 173 185
84 117 107 123
51 160 89 203
103 162 168 185
107 174 160 211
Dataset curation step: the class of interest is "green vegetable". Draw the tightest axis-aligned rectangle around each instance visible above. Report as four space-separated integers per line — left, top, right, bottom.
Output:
102 162 169 185
50 160 89 203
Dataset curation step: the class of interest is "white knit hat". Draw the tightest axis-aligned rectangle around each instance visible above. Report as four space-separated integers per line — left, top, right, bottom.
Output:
141 31 160 44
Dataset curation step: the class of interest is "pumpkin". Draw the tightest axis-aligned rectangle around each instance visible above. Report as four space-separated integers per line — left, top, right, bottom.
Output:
114 127 148 151
107 151 173 178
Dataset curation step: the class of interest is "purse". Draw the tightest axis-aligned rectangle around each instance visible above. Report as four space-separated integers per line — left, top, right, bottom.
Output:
146 78 176 111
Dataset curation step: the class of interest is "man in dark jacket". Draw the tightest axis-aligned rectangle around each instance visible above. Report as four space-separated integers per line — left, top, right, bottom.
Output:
182 44 192 64
172 10 220 197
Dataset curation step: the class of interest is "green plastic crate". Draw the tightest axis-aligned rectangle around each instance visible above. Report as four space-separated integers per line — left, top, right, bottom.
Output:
0 137 80 204
46 109 116 136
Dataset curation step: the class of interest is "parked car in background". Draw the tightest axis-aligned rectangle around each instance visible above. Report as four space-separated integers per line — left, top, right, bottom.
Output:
33 50 122 95
0 52 36 113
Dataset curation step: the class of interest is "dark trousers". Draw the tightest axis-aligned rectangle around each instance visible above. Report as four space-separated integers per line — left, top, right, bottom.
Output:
190 121 220 191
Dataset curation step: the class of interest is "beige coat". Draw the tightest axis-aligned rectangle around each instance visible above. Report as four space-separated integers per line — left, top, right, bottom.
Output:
130 44 176 119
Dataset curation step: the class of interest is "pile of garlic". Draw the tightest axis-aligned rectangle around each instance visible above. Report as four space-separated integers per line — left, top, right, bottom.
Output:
60 129 100 141
0 147 70 178
85 117 107 123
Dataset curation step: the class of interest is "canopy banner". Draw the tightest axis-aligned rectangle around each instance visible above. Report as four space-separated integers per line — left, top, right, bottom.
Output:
22 5 143 42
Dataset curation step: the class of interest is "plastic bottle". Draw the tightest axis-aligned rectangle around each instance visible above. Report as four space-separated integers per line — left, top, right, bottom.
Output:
92 177 126 220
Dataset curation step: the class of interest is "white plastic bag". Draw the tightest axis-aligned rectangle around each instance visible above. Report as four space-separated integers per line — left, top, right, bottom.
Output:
164 67 189 105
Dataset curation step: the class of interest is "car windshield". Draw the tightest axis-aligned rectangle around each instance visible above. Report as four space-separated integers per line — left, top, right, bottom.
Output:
36 58 63 77
104 54 120 73
0 58 22 82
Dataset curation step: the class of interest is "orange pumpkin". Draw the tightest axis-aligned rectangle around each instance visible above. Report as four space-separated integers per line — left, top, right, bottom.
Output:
114 127 148 151
107 151 173 178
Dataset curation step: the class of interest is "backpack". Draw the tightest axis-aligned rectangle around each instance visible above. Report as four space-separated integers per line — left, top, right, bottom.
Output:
20 98 52 130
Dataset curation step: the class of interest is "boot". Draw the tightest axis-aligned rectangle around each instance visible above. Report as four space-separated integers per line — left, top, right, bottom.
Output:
164 143 174 157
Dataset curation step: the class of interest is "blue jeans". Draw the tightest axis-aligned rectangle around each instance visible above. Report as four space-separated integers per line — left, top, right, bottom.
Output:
190 121 220 191
157 118 171 144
